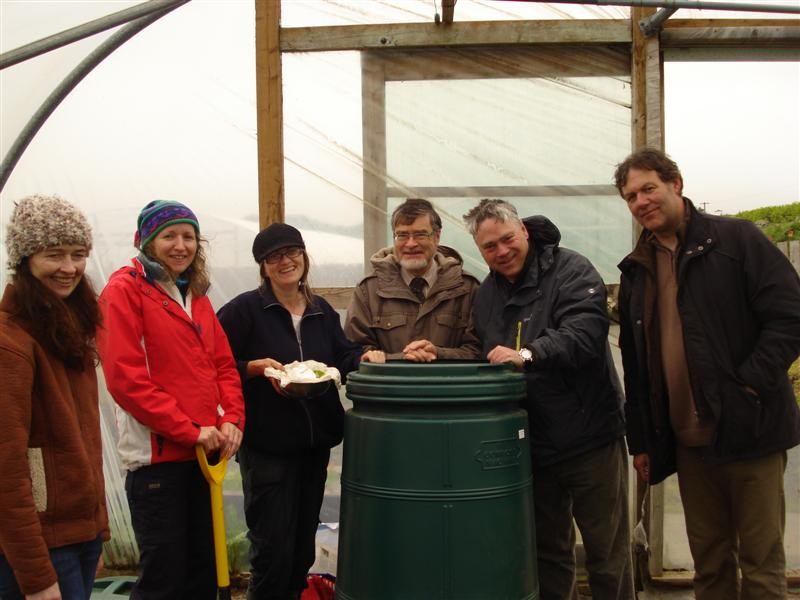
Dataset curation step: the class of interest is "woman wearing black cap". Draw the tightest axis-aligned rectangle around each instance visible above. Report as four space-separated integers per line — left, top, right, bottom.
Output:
217 223 382 600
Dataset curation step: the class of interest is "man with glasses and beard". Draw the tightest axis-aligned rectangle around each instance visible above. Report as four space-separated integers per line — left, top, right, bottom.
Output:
345 198 480 362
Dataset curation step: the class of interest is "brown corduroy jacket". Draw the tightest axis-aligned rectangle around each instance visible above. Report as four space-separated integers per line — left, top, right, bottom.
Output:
0 285 109 595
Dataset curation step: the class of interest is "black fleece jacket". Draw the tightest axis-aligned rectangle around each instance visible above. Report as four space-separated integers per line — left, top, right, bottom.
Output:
217 284 363 456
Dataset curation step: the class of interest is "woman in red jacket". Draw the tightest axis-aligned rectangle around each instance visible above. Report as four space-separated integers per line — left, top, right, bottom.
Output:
97 200 245 600
0 195 109 600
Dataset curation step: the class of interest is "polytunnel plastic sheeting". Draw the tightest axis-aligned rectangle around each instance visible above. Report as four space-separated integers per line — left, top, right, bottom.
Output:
279 0 630 26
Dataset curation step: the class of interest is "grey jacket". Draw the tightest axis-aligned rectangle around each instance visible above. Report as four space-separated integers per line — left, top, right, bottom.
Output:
344 246 481 360
473 216 625 467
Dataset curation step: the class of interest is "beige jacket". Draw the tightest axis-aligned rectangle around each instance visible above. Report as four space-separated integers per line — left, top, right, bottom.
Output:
344 247 481 359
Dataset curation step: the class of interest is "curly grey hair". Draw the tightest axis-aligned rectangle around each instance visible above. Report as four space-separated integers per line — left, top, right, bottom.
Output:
462 199 523 237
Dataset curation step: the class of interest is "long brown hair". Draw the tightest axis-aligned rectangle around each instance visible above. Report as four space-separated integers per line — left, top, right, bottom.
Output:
11 260 101 370
142 234 211 296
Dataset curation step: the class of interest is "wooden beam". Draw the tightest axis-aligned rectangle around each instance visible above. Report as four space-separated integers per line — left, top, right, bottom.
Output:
442 0 456 25
648 483 666 578
664 18 800 28
645 33 664 150
631 7 652 151
280 20 631 53
315 287 354 310
361 51 388 270
255 0 284 229
630 8 663 151
379 45 629 81
385 185 619 198
662 25 800 47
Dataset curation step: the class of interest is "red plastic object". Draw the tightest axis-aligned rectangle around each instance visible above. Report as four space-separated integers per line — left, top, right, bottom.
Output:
300 574 336 600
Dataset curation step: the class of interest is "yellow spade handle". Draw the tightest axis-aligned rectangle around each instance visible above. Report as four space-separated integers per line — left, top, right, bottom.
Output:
196 446 230 589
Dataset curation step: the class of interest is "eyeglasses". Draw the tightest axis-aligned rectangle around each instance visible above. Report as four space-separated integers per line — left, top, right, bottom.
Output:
393 231 436 243
264 247 303 264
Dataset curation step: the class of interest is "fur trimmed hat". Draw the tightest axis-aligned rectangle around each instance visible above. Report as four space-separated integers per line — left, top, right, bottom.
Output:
134 200 200 249
5 194 93 269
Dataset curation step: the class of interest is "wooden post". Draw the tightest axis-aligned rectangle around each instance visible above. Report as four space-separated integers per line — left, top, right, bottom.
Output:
631 7 667 581
255 0 284 228
631 8 649 152
631 7 664 151
361 51 388 271
442 0 456 25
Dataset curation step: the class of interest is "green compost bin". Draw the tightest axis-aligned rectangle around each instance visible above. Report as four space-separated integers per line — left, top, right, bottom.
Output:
336 362 538 600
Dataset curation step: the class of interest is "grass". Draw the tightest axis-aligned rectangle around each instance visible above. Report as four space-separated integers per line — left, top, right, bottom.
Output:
791 358 800 405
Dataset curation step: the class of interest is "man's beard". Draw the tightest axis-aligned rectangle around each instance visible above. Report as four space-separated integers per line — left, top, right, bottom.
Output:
399 256 430 272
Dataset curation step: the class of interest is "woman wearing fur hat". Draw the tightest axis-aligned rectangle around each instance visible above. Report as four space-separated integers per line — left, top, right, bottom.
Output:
96 200 245 600
217 223 382 600
0 195 109 600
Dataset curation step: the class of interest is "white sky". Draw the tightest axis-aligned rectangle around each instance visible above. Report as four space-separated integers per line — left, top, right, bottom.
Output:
666 60 800 215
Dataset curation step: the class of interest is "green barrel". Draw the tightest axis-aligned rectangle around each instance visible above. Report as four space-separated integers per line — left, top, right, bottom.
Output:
336 362 538 600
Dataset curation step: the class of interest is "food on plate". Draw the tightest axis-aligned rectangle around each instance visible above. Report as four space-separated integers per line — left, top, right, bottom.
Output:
264 359 341 389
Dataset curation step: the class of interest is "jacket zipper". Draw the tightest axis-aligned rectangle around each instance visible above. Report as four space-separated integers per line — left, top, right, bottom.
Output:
296 311 320 447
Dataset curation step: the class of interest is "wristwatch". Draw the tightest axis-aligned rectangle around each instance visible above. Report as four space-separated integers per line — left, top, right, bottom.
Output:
518 346 535 367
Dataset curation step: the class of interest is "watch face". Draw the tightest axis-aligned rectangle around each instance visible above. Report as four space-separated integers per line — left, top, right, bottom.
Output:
519 348 533 361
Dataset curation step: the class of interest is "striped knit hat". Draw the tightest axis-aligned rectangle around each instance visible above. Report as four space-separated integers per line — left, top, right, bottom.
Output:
5 194 93 269
134 200 199 249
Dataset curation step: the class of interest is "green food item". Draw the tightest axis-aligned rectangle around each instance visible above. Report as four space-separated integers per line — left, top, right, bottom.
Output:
313 369 326 378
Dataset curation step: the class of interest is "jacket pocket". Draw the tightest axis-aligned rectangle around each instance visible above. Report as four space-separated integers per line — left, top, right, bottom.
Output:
714 378 764 455
436 313 467 335
27 448 47 512
527 373 582 452
373 314 408 331
434 313 467 330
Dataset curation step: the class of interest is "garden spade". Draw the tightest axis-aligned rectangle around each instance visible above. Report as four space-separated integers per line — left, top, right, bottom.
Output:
196 445 232 600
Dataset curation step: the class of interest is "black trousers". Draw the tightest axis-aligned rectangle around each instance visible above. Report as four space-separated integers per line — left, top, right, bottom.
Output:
125 461 216 600
239 445 330 600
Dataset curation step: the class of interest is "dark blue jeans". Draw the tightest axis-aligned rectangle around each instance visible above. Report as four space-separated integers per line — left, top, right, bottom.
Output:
0 534 102 600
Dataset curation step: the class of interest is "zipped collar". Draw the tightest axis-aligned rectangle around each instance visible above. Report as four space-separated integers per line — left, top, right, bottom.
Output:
257 282 323 317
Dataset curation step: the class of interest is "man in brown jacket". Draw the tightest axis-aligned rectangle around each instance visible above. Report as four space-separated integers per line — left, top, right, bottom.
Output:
345 198 480 361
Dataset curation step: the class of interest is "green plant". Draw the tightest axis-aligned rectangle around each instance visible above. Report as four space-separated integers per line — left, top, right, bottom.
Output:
733 202 800 243
790 359 800 405
226 530 250 575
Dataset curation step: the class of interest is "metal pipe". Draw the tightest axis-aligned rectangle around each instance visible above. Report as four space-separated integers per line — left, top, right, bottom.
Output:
512 0 800 14
1 0 188 70
640 7 678 36
0 1 190 193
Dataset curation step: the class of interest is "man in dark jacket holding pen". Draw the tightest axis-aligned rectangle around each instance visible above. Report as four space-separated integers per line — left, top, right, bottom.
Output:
615 148 800 600
464 199 633 600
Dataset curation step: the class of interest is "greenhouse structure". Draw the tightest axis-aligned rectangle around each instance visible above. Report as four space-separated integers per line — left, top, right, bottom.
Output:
1 0 798 593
